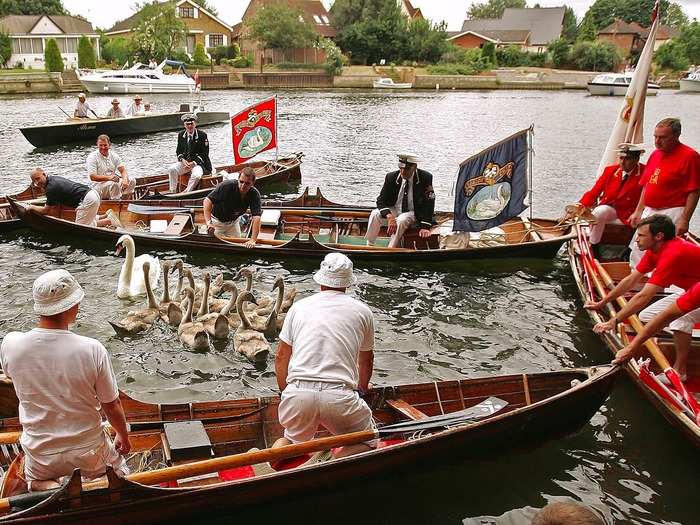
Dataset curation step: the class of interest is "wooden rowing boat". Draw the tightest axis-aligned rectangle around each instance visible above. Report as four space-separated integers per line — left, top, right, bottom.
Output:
567 224 700 446
8 193 575 261
0 155 303 232
0 366 617 524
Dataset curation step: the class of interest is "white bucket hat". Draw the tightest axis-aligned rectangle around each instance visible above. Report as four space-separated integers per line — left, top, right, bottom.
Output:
33 270 85 316
313 253 357 288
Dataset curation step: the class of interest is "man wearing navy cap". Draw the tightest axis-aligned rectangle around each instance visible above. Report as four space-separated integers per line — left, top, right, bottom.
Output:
166 113 212 193
365 154 436 248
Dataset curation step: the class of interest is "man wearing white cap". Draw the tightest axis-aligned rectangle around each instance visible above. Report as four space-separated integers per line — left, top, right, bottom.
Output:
567 143 645 250
0 270 131 491
73 93 96 119
166 113 212 193
366 154 436 248
273 253 376 458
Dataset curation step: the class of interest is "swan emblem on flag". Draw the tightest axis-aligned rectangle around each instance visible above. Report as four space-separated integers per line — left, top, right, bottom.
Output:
464 161 515 221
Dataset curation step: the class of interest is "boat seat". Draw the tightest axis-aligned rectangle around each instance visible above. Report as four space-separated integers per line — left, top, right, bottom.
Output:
162 421 213 463
386 399 428 421
260 209 281 227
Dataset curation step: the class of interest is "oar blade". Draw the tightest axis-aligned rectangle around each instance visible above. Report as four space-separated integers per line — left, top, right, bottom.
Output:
378 396 508 435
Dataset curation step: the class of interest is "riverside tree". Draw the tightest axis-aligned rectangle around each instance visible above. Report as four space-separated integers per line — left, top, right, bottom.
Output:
130 1 186 63
467 0 526 20
679 21 700 64
0 0 65 16
0 32 10 66
579 0 688 34
246 3 316 49
77 35 95 68
44 37 63 72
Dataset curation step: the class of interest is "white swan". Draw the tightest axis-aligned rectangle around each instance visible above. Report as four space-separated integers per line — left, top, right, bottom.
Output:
115 234 160 299
247 128 264 149
473 185 508 219
234 291 270 362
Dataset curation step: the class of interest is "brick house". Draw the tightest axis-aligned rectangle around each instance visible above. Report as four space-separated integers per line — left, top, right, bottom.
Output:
448 29 531 50
458 7 565 54
105 0 234 58
233 0 336 65
0 15 99 69
597 19 680 56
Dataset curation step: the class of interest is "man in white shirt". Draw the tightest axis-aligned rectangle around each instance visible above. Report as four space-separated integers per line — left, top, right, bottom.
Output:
125 95 145 116
73 93 96 119
0 270 131 491
105 99 125 119
86 134 136 200
273 253 376 458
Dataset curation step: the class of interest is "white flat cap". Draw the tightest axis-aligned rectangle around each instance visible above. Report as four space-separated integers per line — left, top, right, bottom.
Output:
33 269 84 316
313 253 357 288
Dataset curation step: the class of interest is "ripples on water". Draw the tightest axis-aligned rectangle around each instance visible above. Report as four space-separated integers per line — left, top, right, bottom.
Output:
1 89 699 524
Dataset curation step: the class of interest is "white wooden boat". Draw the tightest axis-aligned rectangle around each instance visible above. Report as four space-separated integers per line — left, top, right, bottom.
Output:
587 73 659 96
373 77 412 89
77 60 196 94
679 69 700 93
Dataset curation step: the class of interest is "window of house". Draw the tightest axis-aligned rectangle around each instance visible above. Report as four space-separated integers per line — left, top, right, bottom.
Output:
209 34 224 47
313 15 322 24
31 38 43 54
11 39 20 53
65 38 77 53
19 39 32 54
179 6 195 18
321 15 330 24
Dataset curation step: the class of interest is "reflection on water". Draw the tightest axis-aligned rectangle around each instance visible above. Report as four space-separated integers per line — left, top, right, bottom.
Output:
1 89 699 524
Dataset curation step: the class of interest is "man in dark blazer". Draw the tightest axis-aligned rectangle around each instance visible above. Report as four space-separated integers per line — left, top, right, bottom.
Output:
167 113 213 193
365 154 436 248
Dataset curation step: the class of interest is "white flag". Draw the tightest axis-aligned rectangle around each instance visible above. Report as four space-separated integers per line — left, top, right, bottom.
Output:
595 0 661 176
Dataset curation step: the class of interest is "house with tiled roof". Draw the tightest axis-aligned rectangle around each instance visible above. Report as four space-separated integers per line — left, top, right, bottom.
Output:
597 19 680 55
105 0 234 58
458 7 566 53
399 0 423 21
0 14 99 69
234 0 336 65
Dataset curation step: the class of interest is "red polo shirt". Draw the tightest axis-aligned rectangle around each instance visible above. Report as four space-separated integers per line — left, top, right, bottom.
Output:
636 237 700 289
677 282 700 313
641 143 700 209
579 163 644 225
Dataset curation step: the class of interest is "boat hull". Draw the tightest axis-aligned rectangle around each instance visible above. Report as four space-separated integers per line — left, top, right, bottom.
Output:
679 79 700 92
0 367 617 524
20 111 230 148
78 79 195 94
567 229 700 447
587 83 660 96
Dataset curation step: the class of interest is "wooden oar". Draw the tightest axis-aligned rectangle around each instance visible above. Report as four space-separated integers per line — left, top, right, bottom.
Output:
0 397 506 512
593 259 700 423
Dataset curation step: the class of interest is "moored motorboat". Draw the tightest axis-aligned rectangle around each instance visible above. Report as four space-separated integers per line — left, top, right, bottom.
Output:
373 77 413 89
679 69 700 93
20 105 229 148
587 73 660 96
8 193 575 262
0 366 617 524
77 60 196 94
568 224 700 446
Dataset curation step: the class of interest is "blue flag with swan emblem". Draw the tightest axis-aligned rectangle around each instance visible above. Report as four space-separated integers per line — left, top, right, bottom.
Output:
453 129 530 232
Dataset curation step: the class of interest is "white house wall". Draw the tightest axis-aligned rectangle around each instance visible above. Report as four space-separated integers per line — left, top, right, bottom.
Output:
30 16 62 34
8 35 100 69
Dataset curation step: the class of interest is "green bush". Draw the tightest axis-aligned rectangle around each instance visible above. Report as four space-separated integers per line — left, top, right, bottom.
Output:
548 38 571 68
427 63 481 75
77 35 96 68
496 45 528 67
171 50 191 64
101 37 130 65
230 56 251 68
192 42 209 65
0 32 10 66
571 41 621 72
481 42 496 66
317 38 343 76
654 40 690 71
207 44 239 65
44 38 63 72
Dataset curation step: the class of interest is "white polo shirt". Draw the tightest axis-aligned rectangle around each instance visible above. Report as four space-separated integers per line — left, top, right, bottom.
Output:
86 149 125 185
0 328 119 455
279 290 375 389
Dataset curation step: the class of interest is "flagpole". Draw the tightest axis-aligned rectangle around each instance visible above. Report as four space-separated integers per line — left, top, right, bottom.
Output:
528 124 534 220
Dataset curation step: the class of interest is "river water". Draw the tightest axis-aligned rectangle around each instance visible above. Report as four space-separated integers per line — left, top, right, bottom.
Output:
1 88 699 524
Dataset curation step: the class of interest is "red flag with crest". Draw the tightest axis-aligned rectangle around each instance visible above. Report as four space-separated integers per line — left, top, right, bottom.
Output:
231 97 277 164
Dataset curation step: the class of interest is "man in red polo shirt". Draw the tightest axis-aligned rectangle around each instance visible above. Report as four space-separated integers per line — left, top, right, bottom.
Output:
628 118 700 266
586 214 700 379
612 281 700 374
571 143 645 247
